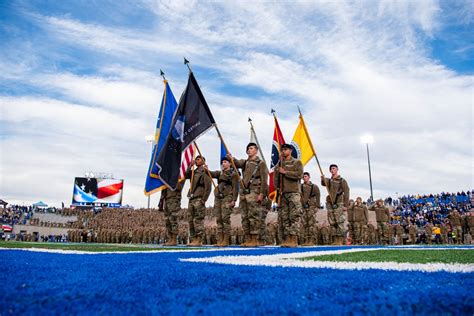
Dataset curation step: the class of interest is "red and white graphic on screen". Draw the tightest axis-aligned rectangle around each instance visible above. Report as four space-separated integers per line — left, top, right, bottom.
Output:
97 179 124 202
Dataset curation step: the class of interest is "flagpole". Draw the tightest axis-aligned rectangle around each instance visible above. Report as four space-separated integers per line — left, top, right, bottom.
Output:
184 57 192 73
272 109 283 207
297 106 334 205
213 124 246 189
248 117 268 166
193 141 218 190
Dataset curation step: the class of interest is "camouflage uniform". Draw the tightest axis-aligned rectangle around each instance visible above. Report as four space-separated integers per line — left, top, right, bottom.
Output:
320 225 331 245
424 223 432 245
185 165 211 241
395 224 404 245
321 175 350 238
369 201 390 245
274 156 303 244
448 211 463 244
209 168 239 239
161 181 183 237
408 224 417 244
350 201 368 245
301 181 321 245
367 223 377 245
232 157 268 237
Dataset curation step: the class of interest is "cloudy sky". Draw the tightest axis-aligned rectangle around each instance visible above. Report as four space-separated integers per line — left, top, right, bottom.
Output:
0 0 472 208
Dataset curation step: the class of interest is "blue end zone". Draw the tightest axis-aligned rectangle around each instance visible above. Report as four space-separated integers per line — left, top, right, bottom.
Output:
1 246 473 315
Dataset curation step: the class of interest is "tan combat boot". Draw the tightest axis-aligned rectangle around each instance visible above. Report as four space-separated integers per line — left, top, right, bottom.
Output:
335 236 344 246
215 233 224 247
219 234 230 247
301 237 315 246
164 233 177 246
188 236 202 246
245 234 259 247
286 235 298 248
241 234 252 247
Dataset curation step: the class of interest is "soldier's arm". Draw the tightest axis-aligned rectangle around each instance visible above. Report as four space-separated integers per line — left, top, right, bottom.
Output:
284 160 304 180
232 158 246 169
260 162 269 195
315 185 321 208
208 170 220 179
231 173 239 202
343 179 350 207
321 177 329 187
202 175 212 203
364 206 369 223
273 165 280 189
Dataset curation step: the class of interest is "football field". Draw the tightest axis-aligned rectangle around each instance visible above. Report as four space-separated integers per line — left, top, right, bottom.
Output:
1 244 473 315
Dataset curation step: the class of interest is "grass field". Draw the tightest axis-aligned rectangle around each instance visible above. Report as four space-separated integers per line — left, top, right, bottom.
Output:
0 241 196 252
301 249 474 264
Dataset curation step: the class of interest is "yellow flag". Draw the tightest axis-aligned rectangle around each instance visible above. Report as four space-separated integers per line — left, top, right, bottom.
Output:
291 115 315 166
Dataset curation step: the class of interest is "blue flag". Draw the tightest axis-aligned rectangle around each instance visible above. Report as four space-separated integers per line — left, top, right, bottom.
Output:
220 141 228 162
144 81 179 195
155 72 216 190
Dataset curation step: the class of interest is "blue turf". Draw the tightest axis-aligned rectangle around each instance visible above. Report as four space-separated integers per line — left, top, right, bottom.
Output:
1 246 473 315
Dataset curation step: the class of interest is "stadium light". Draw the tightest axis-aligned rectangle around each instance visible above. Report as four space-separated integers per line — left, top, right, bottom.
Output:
360 134 374 203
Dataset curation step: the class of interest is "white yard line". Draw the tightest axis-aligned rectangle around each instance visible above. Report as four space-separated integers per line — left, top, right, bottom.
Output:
181 247 474 273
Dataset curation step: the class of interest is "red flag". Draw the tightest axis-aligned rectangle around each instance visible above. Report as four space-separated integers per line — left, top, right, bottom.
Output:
268 115 286 200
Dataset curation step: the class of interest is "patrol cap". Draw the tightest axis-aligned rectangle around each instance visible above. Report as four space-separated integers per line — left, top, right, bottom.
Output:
246 142 258 150
195 155 205 161
221 157 230 163
281 143 293 150
329 164 338 170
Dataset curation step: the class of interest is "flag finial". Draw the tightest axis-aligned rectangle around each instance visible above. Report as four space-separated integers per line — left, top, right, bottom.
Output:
248 117 252 122
184 57 192 73
160 69 166 81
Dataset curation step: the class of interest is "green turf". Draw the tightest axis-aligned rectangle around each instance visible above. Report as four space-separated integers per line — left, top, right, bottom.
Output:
300 249 474 264
0 241 199 252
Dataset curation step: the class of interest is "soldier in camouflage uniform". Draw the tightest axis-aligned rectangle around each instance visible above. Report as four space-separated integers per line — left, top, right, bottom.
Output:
300 172 321 246
408 224 417 244
321 164 350 245
206 157 239 247
159 181 184 246
228 142 268 247
274 144 303 247
349 197 368 245
369 199 390 245
424 223 432 245
395 224 404 245
448 209 463 244
184 155 212 246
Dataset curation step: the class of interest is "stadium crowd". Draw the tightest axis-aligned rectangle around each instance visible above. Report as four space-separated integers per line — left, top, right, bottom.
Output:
1 190 473 246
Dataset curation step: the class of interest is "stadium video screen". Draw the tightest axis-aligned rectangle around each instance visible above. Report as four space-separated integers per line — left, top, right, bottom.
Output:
72 177 124 207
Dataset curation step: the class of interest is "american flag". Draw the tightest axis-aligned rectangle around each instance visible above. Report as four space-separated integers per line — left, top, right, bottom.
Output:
179 144 195 179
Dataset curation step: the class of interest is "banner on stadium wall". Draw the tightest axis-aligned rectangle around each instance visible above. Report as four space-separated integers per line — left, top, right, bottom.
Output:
72 177 124 207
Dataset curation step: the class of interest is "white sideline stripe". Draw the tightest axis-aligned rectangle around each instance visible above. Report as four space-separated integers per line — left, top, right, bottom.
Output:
0 247 258 255
181 248 474 273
